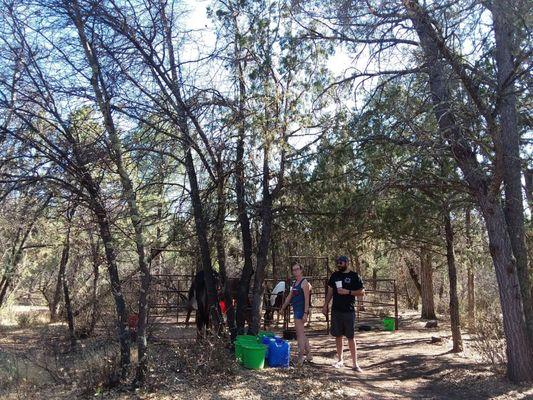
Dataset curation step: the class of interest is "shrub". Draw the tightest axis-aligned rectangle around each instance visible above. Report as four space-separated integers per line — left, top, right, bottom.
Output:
171 337 239 380
16 313 35 328
471 311 506 371
76 346 122 396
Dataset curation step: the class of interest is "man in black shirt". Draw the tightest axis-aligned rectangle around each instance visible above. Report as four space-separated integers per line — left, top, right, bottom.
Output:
322 255 364 372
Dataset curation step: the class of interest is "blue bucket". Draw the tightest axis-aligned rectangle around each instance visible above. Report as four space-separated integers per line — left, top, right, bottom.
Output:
266 338 290 368
261 336 275 359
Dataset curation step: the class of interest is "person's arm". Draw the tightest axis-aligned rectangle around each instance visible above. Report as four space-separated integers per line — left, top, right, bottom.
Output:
322 286 333 315
337 287 364 296
338 274 365 296
302 281 311 321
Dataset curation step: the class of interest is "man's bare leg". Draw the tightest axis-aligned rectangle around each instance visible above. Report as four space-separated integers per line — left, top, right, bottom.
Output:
347 337 362 372
333 336 344 367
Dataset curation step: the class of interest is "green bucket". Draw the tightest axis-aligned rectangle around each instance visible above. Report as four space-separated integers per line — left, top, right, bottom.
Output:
236 335 258 343
383 317 395 331
242 343 267 370
235 336 258 363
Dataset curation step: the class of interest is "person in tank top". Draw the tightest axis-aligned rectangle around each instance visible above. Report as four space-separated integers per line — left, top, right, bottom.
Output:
280 262 312 365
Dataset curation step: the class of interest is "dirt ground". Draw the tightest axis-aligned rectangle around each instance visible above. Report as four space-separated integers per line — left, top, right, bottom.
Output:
1 310 532 400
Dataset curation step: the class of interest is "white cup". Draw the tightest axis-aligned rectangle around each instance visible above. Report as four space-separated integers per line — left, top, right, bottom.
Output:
335 281 343 289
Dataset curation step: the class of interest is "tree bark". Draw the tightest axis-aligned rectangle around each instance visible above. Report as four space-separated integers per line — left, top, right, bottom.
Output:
82 181 131 378
69 1 151 382
0 277 9 309
444 208 463 352
524 169 533 215
50 261 63 322
419 246 436 320
0 196 51 308
404 281 414 309
492 0 533 346
271 225 278 279
87 227 101 336
249 180 273 335
155 2 222 338
215 170 236 338
0 248 23 308
403 0 533 381
60 134 131 376
184 148 221 330
353 249 362 274
59 207 76 349
234 34 255 334
465 208 476 328
406 261 422 297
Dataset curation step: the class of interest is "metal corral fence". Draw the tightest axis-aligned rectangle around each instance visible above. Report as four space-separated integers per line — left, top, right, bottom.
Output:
130 255 398 331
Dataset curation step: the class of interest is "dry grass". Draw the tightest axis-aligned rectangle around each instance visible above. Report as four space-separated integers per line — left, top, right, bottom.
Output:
1 309 532 400
0 305 49 326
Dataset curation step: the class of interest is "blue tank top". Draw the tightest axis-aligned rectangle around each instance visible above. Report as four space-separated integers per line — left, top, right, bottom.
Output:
290 279 306 309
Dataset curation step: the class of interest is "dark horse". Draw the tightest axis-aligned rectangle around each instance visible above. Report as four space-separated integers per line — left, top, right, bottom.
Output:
186 270 222 336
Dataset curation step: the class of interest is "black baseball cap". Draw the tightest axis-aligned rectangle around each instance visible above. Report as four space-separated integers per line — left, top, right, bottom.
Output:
336 255 349 263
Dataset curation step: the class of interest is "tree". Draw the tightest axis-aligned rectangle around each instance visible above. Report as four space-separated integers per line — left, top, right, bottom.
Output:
294 0 532 381
0 4 132 370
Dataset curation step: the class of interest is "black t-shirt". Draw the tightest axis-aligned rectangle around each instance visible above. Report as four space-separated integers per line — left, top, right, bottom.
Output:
328 271 364 312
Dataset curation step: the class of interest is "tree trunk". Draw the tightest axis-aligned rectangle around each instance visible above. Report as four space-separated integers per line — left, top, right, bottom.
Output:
89 253 100 335
89 194 131 376
87 228 101 336
412 288 420 310
465 208 476 328
0 197 50 308
69 2 151 382
249 189 273 335
248 141 275 335
406 261 422 297
184 148 221 330
492 0 533 346
480 193 533 380
234 47 255 333
50 264 63 322
152 2 222 339
1 252 27 307
59 212 76 349
404 0 533 380
0 276 11 309
420 247 436 320
444 209 463 352
68 151 130 375
524 169 533 215
404 281 414 309
215 171 236 338
353 249 362 274
271 225 278 279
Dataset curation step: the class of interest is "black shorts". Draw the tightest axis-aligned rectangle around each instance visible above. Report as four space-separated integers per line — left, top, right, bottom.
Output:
330 310 355 339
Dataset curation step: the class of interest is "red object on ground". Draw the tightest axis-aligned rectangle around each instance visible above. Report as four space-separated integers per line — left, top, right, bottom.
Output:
128 314 139 332
219 300 227 314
